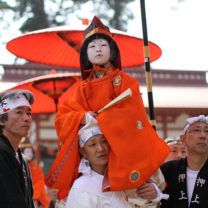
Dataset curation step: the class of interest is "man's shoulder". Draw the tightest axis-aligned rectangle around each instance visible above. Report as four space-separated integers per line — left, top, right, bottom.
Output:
162 158 186 168
72 172 103 194
0 136 10 153
72 174 92 188
161 158 186 175
0 136 15 163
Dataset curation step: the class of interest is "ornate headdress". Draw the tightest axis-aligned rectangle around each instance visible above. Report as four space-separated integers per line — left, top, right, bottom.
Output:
79 16 121 79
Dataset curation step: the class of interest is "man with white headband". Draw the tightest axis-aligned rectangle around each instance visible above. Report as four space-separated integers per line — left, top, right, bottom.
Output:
59 113 167 208
164 137 187 162
0 90 35 208
160 115 208 208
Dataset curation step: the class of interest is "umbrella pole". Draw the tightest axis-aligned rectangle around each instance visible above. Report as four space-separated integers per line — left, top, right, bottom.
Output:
140 0 156 130
52 80 58 112
54 98 58 112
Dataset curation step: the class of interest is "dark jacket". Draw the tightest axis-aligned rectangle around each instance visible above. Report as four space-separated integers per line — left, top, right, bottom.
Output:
0 133 34 208
161 158 208 208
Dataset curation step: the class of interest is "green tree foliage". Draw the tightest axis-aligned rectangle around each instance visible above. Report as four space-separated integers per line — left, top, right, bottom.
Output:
0 0 136 33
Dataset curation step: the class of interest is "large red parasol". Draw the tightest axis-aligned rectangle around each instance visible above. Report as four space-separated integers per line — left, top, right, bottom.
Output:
4 73 81 113
6 24 162 68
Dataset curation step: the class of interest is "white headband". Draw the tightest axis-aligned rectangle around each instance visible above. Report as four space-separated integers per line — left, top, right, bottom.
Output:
78 113 103 148
167 141 182 146
183 115 208 135
164 137 182 146
0 94 31 114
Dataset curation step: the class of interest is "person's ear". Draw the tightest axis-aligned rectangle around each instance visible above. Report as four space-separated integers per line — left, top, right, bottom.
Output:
0 115 4 126
180 135 185 144
79 148 87 158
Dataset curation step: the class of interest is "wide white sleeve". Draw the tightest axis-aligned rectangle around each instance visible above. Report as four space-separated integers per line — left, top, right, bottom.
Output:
65 188 103 208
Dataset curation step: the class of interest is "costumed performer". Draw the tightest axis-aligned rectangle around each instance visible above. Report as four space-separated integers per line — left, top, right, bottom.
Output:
45 16 170 201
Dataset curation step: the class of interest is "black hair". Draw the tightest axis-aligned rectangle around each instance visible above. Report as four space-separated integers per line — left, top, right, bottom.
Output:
0 114 7 133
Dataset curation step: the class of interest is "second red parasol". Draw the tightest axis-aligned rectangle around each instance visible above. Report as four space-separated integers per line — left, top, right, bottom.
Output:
3 72 81 113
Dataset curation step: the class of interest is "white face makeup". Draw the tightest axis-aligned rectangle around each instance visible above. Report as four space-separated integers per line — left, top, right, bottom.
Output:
87 38 111 66
23 147 33 161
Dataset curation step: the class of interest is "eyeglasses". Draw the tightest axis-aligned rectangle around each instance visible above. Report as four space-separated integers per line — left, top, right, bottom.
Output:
186 128 208 135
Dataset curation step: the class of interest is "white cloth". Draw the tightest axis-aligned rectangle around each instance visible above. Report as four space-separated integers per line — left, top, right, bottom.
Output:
78 113 103 148
183 115 208 135
164 137 182 145
65 159 167 208
186 168 199 207
65 169 135 208
0 94 30 114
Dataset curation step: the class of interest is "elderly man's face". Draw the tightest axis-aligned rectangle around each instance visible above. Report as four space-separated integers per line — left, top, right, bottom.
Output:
1 106 32 139
182 122 208 155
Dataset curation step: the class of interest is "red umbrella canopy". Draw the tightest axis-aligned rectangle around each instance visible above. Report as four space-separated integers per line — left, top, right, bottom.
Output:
5 73 81 114
6 25 162 68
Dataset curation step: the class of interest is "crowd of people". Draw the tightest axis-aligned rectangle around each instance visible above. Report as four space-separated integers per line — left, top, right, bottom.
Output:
0 16 207 208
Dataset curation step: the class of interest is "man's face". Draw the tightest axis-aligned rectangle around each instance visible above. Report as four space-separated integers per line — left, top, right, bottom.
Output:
80 134 110 174
183 122 208 155
87 38 111 66
165 143 187 162
1 106 32 139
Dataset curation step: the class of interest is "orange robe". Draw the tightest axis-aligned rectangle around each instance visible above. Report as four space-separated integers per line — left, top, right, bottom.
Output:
45 68 170 193
29 161 50 207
